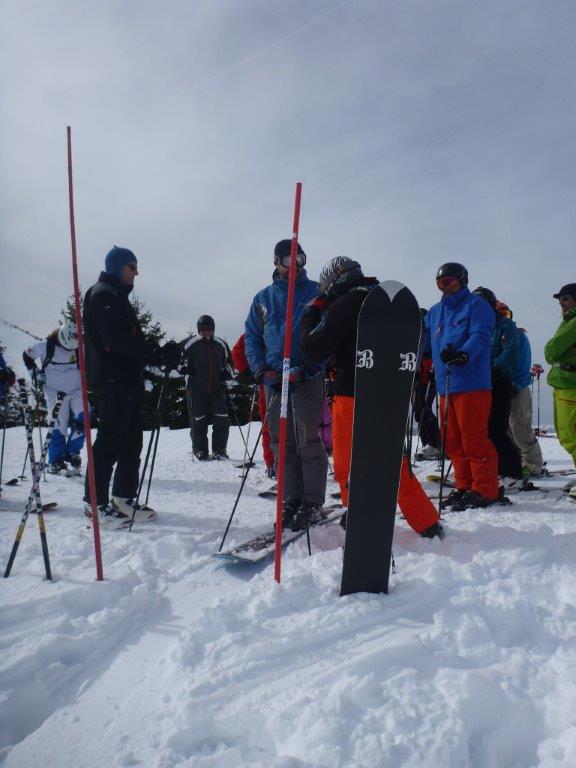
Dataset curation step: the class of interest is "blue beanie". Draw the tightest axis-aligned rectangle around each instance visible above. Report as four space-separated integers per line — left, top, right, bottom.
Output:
105 246 137 278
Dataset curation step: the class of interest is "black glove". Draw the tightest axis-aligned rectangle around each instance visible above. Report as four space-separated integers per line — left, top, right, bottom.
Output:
0 368 16 386
236 369 254 386
440 347 469 366
160 341 182 371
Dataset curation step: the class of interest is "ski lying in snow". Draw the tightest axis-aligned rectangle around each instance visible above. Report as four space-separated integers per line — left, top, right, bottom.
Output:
214 507 343 564
426 473 455 487
258 490 277 499
542 468 576 477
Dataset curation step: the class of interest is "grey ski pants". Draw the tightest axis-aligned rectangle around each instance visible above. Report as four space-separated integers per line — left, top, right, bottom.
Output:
265 376 328 506
187 387 229 454
508 386 543 474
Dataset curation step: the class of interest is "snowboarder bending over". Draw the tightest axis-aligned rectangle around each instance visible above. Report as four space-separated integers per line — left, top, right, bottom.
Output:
82 246 181 526
23 322 85 476
544 282 576 500
182 315 234 460
244 239 328 530
426 263 500 510
300 256 443 539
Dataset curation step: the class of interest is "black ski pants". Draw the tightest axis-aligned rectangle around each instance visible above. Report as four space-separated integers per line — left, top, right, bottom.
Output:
488 378 524 479
187 387 229 454
84 386 143 505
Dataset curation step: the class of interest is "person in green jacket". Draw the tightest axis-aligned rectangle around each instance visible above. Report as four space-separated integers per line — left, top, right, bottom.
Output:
545 283 576 496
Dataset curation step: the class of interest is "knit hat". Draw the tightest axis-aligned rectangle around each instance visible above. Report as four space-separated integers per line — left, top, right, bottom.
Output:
105 246 137 278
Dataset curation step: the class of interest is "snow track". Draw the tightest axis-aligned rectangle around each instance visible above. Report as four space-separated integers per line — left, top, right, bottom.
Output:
1 428 576 767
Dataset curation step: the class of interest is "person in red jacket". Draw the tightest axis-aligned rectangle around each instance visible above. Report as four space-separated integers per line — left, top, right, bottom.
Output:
231 334 275 477
300 256 443 539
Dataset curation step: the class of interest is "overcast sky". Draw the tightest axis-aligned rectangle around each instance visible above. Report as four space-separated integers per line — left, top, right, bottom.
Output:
1 0 575 419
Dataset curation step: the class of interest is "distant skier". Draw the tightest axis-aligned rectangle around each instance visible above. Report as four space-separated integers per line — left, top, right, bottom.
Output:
232 333 275 477
245 239 328 530
412 308 440 460
495 301 543 476
472 287 524 484
182 315 234 460
300 256 443 539
23 322 85 475
545 282 576 500
83 246 181 526
426 264 500 510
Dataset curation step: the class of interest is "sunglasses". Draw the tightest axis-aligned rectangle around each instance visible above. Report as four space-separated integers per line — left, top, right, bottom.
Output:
275 253 306 269
558 295 574 302
436 276 459 289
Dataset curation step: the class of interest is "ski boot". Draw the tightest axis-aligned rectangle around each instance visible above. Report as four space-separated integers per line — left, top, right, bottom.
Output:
420 522 445 540
194 450 210 461
84 501 131 529
291 503 323 531
48 459 69 476
66 453 82 475
274 499 300 531
212 450 229 460
265 466 277 480
112 496 157 521
442 488 467 510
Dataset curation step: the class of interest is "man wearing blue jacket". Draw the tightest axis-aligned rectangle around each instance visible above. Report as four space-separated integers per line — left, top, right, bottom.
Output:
473 288 524 481
245 239 328 529
496 303 543 476
426 263 499 509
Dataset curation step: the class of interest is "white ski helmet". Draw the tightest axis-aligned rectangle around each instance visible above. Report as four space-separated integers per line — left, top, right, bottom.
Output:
58 322 78 350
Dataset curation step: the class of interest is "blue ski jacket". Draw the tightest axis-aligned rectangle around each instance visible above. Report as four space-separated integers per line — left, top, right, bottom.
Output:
491 314 519 382
245 269 323 377
512 329 532 390
426 287 495 394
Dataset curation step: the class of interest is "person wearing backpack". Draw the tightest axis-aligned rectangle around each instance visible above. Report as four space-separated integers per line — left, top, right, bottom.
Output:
23 322 84 475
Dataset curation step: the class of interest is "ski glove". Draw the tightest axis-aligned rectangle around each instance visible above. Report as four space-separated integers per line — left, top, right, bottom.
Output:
439 347 469 366
160 341 182 371
288 366 303 383
256 369 282 389
30 367 46 386
531 363 544 377
236 369 254 386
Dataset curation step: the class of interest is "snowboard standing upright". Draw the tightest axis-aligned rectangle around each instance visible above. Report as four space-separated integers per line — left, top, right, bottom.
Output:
340 281 421 596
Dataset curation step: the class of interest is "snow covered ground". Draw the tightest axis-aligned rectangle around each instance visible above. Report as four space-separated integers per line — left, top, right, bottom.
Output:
1 425 576 768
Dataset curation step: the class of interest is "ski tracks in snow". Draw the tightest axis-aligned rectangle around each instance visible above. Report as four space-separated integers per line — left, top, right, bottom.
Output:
1 430 576 766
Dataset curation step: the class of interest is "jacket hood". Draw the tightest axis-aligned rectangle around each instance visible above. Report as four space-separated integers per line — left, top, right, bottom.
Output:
98 271 133 296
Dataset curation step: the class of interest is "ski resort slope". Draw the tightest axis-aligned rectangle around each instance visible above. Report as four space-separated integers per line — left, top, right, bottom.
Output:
1 427 576 768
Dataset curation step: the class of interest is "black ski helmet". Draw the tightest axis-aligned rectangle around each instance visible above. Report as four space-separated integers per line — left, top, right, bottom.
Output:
273 239 306 268
436 262 468 287
472 287 497 309
197 314 215 332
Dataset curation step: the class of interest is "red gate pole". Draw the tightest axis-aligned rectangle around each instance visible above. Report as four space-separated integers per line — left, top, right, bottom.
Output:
274 182 303 584
67 126 104 581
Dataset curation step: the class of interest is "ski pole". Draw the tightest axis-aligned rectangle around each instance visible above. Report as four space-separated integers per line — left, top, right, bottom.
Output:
288 387 312 557
32 381 47 482
218 393 276 551
224 388 249 452
67 126 103 581
438 364 452 514
129 369 171 532
18 446 28 481
0 396 7 489
537 374 541 435
4 384 64 579
237 386 258 470
274 182 303 584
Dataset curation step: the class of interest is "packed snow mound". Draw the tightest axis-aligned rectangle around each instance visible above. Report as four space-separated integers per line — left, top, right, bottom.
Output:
1 427 576 767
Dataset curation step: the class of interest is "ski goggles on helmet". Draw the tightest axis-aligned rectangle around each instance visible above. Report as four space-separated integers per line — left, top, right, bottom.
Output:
274 252 306 269
436 275 460 291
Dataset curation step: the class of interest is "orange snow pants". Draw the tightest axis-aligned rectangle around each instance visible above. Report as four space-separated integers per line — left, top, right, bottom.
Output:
439 390 499 500
332 395 439 534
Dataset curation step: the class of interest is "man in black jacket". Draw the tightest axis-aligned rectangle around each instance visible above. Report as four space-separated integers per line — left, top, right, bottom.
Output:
182 315 234 460
83 246 180 526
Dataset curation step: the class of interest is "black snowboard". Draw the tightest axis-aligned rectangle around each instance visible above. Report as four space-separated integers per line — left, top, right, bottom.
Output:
340 281 421 596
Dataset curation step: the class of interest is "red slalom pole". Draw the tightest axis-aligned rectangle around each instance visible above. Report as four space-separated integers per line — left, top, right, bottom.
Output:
274 182 303 584
67 126 104 581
